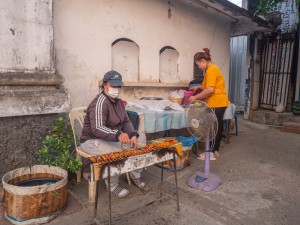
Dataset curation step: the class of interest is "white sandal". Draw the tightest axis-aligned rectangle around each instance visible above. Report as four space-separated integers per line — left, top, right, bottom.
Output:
129 174 145 188
111 185 129 198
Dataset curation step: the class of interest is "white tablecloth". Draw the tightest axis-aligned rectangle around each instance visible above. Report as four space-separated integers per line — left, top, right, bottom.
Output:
126 107 187 134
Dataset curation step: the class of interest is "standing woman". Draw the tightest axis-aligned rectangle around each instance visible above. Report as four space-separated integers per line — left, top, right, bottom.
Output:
188 48 229 160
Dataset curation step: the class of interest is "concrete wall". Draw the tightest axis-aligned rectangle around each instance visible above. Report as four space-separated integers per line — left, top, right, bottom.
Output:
53 0 231 108
0 0 70 177
0 114 61 179
0 0 70 117
0 0 54 73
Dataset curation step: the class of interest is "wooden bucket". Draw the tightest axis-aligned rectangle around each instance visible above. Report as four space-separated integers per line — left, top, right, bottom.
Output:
2 165 68 225
160 150 192 171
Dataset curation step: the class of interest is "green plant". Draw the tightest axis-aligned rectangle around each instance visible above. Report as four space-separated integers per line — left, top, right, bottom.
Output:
256 0 300 15
257 0 283 15
36 117 82 173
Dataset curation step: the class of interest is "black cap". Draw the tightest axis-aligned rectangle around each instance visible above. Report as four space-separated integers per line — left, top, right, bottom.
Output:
103 70 124 86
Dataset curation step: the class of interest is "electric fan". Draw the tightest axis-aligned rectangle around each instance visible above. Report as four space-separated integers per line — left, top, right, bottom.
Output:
185 100 221 191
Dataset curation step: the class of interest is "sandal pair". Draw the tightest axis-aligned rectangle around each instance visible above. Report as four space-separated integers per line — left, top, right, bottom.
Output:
196 152 216 161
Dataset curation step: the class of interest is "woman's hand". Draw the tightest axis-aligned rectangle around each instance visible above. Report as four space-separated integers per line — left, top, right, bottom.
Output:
118 133 130 144
188 95 197 103
130 136 137 149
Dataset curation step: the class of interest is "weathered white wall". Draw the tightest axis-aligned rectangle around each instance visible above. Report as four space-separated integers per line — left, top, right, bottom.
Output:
54 0 231 107
0 0 70 117
0 0 54 72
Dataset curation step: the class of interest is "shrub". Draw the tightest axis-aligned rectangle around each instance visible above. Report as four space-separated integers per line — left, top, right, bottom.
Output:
36 117 82 173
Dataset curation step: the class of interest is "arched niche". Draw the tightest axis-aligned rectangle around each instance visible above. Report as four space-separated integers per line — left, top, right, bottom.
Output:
159 46 179 83
112 38 139 82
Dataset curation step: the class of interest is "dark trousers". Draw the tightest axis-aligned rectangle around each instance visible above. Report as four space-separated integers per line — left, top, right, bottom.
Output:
211 107 227 152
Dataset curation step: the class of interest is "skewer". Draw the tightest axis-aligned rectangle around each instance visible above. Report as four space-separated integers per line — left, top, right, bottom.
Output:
91 139 182 165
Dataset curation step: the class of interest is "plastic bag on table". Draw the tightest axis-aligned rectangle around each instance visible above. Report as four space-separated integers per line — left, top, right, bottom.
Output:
223 103 236 120
176 136 197 147
169 89 185 98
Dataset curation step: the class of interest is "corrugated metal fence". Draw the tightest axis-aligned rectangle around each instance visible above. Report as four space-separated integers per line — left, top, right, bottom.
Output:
229 36 247 109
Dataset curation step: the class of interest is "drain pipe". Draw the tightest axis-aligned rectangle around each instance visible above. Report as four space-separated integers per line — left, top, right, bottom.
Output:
295 28 300 101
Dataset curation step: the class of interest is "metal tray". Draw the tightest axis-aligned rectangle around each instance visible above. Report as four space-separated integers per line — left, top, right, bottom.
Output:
140 97 163 100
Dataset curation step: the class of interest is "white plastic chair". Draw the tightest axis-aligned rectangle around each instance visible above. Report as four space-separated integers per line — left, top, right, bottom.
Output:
69 107 90 182
223 103 238 143
69 107 98 201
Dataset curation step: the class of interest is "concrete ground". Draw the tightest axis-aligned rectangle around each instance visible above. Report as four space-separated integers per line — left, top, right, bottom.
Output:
1 117 300 225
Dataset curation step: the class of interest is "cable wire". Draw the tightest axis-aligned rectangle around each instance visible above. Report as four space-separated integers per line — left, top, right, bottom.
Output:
210 12 220 49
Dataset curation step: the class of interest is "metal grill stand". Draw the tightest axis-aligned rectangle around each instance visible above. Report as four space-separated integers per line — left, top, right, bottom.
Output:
93 151 181 225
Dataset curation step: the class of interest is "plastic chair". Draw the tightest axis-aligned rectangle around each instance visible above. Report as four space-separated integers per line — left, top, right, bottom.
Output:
69 107 90 182
69 107 98 201
225 114 238 143
126 110 139 130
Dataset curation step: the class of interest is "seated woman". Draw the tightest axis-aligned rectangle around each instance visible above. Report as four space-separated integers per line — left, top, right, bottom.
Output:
80 70 145 198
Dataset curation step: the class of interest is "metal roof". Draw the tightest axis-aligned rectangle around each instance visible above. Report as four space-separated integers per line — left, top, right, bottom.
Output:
174 0 273 36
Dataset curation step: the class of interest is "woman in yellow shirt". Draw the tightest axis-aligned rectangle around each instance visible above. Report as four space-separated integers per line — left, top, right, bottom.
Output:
189 48 229 160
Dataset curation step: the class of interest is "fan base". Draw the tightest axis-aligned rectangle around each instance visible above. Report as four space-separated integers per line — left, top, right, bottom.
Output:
186 171 221 191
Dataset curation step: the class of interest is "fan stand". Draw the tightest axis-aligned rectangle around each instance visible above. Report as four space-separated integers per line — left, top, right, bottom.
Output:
187 130 221 191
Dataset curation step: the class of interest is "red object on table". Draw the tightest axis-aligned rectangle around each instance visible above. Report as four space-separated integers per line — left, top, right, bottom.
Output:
122 99 127 106
188 82 206 102
182 91 194 105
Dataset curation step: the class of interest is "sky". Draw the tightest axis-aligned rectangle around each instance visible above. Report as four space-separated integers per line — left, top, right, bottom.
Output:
228 0 242 7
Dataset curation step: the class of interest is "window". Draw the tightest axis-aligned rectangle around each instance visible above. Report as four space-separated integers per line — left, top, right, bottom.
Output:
112 38 139 82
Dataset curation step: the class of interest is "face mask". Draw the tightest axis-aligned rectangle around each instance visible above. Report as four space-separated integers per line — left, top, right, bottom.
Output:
107 87 120 99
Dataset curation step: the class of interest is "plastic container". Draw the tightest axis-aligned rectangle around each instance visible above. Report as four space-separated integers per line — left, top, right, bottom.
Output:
182 91 194 105
169 97 183 105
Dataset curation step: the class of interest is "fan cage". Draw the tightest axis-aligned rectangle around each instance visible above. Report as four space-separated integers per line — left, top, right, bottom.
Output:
185 101 218 144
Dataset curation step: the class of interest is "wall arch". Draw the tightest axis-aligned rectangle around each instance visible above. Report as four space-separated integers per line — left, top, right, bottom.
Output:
159 46 179 83
112 38 139 82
